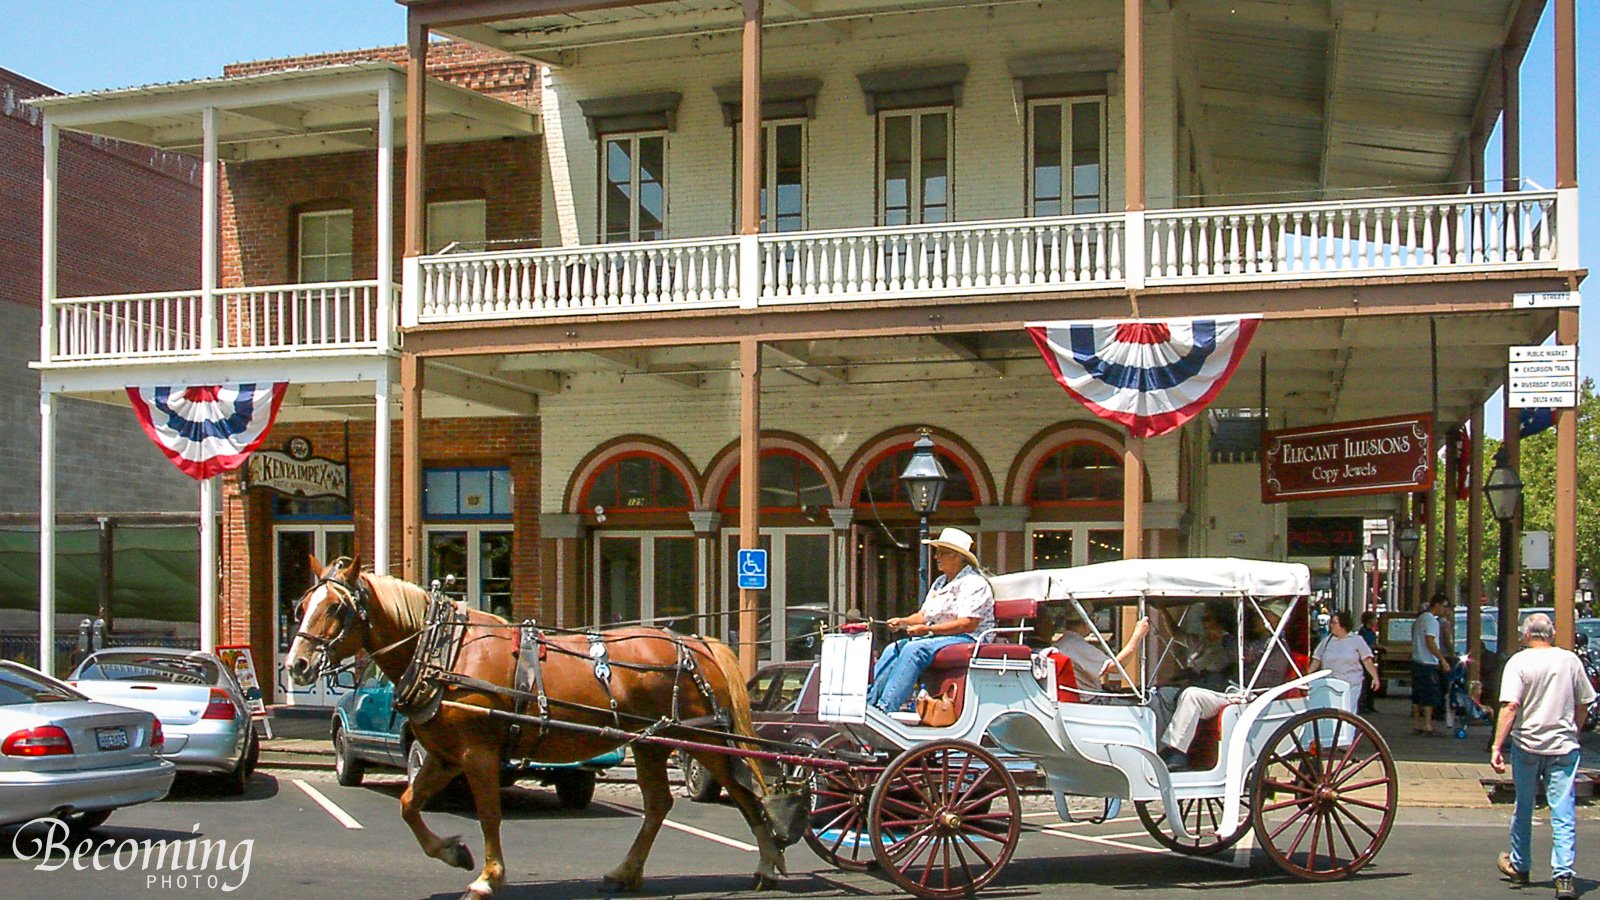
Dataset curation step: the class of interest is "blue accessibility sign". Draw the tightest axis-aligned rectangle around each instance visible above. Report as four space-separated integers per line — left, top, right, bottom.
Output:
736 548 768 590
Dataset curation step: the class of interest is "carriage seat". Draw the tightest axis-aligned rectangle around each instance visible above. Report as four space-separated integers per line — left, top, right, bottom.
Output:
917 599 1038 721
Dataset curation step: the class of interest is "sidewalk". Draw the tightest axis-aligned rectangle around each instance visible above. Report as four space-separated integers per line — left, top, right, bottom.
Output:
256 702 1598 808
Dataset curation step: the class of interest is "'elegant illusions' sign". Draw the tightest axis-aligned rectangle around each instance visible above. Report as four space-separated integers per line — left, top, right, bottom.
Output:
1261 413 1433 503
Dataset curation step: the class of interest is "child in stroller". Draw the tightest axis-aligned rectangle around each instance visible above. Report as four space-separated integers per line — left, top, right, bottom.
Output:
1444 646 1491 738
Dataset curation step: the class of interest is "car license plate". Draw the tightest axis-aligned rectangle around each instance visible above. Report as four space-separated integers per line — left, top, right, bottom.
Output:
96 727 129 751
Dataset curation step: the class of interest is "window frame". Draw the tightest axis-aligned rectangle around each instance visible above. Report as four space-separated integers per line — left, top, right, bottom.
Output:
1025 440 1124 508
599 130 669 243
296 209 354 283
732 118 808 233
1025 96 1108 218
423 466 514 521
876 106 953 227
426 198 488 254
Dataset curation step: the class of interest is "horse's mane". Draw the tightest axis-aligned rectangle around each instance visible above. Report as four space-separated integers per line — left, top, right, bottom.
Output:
361 572 431 635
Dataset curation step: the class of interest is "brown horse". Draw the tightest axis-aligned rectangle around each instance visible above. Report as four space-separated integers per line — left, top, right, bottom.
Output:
284 556 804 897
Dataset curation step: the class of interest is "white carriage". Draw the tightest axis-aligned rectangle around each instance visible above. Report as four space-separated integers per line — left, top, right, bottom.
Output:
803 558 1398 898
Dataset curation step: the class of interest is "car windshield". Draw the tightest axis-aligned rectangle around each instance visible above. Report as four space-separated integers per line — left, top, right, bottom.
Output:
78 652 220 686
1577 620 1600 642
0 664 85 705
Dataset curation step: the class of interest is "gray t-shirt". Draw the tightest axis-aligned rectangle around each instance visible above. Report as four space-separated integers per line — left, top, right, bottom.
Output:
1500 646 1598 755
1053 631 1112 692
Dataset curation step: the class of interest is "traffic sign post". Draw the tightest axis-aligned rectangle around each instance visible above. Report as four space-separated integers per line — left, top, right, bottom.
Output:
736 548 768 590
1508 345 1578 409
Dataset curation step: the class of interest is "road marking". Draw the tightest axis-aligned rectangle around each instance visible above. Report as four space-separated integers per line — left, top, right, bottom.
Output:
294 779 364 829
594 800 757 852
1038 826 1251 870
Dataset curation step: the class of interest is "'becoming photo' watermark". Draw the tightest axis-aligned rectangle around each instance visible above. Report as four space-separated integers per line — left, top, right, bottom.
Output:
12 818 252 892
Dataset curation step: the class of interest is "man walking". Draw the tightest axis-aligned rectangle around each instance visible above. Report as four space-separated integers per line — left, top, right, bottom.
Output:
1491 613 1595 899
1412 595 1450 735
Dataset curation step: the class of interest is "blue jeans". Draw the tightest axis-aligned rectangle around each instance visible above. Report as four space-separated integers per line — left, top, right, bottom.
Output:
1509 746 1581 878
865 634 975 713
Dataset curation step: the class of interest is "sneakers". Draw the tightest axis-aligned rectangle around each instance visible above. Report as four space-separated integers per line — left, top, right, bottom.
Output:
1498 852 1529 886
1554 873 1576 900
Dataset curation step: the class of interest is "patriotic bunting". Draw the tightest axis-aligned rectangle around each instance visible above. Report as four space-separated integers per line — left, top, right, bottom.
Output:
1026 317 1261 438
127 383 288 480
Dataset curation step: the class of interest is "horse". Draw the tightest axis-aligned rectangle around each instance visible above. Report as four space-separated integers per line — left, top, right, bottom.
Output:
284 555 806 898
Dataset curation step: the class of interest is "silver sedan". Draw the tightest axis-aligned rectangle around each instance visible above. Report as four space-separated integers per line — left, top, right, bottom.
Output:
0 660 175 829
69 648 258 794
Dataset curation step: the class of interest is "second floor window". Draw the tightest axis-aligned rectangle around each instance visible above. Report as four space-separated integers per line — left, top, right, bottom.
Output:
602 133 666 243
298 209 353 282
1029 98 1106 216
879 108 950 226
734 120 806 233
428 199 487 253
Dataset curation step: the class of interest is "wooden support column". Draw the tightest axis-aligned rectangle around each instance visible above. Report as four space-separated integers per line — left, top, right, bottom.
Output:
738 338 762 677
1443 429 1459 607
1502 52 1520 192
739 0 763 236
1123 436 1145 684
1551 0 1578 649
400 354 424 583
1466 406 1485 683
404 20 428 259
1120 0 1146 675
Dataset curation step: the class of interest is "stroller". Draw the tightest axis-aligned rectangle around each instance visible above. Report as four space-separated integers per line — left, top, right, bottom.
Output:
1444 656 1490 737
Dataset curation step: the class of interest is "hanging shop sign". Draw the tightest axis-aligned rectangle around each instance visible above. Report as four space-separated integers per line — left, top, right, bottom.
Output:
1286 516 1364 556
1261 413 1433 503
243 437 349 500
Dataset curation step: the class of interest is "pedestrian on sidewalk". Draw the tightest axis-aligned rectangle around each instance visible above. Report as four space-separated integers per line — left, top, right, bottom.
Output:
1412 595 1450 736
1312 611 1381 713
1358 611 1381 712
1490 613 1596 900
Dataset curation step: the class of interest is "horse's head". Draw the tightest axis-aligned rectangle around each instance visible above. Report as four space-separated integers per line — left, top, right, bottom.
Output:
285 554 368 685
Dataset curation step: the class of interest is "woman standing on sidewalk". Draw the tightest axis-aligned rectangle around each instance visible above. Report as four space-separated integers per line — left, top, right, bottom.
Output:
1312 611 1381 713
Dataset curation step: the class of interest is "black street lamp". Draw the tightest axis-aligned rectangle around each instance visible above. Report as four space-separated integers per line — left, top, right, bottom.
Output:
1396 520 1420 608
1485 448 1523 659
899 429 949 600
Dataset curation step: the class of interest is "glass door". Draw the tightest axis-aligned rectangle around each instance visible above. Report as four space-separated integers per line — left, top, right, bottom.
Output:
274 525 355 708
426 526 515 620
592 532 696 629
723 529 833 663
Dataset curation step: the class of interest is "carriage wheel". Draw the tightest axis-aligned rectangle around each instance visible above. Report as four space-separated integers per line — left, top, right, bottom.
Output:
803 734 885 872
1135 797 1248 856
1250 708 1397 881
866 739 1021 900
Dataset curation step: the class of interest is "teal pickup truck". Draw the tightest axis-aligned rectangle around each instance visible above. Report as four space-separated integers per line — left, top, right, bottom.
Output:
330 661 623 809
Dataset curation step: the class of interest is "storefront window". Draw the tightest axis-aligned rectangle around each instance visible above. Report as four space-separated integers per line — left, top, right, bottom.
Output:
425 467 512 518
583 454 690 512
1028 442 1122 504
858 446 975 506
720 451 830 511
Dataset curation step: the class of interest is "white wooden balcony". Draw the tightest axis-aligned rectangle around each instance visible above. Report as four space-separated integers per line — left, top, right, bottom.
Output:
410 190 1564 325
44 280 397 365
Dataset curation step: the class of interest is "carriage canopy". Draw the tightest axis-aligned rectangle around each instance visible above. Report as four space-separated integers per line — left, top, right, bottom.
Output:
989 558 1311 604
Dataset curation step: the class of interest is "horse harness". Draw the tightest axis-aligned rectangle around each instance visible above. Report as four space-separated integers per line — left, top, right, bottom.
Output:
294 567 374 655
392 590 472 724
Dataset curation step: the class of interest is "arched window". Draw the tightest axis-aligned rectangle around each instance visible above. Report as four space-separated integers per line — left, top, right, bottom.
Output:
581 453 690 512
856 446 976 507
719 451 830 511
1027 442 1123 505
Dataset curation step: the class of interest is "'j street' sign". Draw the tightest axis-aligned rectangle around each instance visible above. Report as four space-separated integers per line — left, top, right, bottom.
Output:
1261 413 1434 503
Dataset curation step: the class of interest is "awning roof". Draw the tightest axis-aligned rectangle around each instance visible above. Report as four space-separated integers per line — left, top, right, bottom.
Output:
26 61 538 162
991 558 1312 602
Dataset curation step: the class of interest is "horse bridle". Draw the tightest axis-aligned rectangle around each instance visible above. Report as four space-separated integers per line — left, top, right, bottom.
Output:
293 569 371 675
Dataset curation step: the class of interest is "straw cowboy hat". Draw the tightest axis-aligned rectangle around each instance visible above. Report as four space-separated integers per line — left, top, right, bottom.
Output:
923 526 980 569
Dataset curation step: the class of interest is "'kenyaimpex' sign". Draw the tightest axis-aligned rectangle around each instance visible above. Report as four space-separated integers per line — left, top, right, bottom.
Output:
1261 413 1433 503
243 437 349 500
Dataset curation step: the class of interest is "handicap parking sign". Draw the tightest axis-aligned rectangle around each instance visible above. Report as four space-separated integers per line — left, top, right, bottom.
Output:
736 548 768 590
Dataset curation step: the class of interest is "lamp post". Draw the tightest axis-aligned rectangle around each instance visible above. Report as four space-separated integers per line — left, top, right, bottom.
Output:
1364 548 1380 611
1484 448 1523 661
1396 520 1420 608
899 429 949 601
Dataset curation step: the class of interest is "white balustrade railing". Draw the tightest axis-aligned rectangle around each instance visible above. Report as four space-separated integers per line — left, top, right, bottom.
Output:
1146 191 1557 284
48 280 393 363
417 236 741 321
759 215 1124 301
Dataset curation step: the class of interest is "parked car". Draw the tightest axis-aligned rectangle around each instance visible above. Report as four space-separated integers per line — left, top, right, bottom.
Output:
68 648 258 794
1576 617 1600 647
331 661 622 809
0 660 175 829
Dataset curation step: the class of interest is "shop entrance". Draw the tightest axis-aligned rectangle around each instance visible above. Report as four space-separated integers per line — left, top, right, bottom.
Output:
273 525 355 707
722 528 832 663
593 531 696 629
427 526 514 619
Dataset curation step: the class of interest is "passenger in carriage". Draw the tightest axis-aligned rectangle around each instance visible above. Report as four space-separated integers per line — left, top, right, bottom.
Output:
1052 607 1151 701
1157 610 1293 771
866 527 995 713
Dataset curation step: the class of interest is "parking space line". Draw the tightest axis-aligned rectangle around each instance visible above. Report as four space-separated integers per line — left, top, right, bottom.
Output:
294 779 365 829
593 800 756 852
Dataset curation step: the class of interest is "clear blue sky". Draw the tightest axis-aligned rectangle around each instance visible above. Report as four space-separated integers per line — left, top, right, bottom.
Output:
0 0 1591 435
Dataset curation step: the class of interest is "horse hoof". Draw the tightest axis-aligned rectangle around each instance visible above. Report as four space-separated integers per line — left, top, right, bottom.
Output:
751 873 779 891
440 836 475 871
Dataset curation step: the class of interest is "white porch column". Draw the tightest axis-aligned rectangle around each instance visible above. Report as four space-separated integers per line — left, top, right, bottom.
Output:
373 370 392 575
201 107 218 354
39 390 56 674
199 477 217 653
827 507 854 618
40 123 57 365
377 78 396 352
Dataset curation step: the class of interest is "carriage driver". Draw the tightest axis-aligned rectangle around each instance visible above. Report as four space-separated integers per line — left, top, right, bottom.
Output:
867 527 995 713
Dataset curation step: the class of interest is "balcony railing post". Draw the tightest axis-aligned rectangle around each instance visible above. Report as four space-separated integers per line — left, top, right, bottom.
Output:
402 256 421 327
739 233 760 308
1126 209 1146 290
1556 187 1579 270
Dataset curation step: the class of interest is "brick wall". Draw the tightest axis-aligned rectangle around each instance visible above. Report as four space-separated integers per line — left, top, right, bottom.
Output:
222 41 540 111
219 415 541 704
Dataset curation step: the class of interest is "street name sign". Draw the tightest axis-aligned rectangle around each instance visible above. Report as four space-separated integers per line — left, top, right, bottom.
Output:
1512 291 1581 309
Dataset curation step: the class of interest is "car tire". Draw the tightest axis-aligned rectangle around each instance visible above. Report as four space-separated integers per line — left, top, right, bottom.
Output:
555 770 596 810
680 755 721 803
334 725 366 787
221 730 257 796
62 809 112 833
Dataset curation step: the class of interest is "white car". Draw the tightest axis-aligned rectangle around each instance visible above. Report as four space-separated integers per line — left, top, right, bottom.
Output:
69 649 257 794
0 660 175 829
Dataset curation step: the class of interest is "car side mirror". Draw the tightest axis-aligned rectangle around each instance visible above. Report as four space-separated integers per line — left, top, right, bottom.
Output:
333 669 358 691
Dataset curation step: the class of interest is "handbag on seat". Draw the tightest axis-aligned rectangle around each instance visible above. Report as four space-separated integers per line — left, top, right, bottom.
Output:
915 683 960 727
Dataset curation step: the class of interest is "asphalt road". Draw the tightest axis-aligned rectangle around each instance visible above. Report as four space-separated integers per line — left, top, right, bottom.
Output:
3 767 1598 899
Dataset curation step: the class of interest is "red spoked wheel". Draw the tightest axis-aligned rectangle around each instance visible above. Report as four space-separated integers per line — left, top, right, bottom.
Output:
1135 796 1248 856
1250 708 1397 881
803 733 887 871
866 739 1021 899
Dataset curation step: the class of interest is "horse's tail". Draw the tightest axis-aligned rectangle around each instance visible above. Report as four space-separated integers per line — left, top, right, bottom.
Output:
702 636 767 795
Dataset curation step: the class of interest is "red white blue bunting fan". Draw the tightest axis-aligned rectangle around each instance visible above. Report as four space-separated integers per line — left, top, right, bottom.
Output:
1026 317 1261 438
127 384 288 480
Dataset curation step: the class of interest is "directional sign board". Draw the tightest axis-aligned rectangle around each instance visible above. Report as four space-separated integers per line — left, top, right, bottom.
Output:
736 548 768 590
1512 291 1582 309
1509 345 1578 409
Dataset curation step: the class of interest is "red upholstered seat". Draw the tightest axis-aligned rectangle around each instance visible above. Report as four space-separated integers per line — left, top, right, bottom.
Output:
913 599 1040 722
1052 650 1082 703
927 641 1033 668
